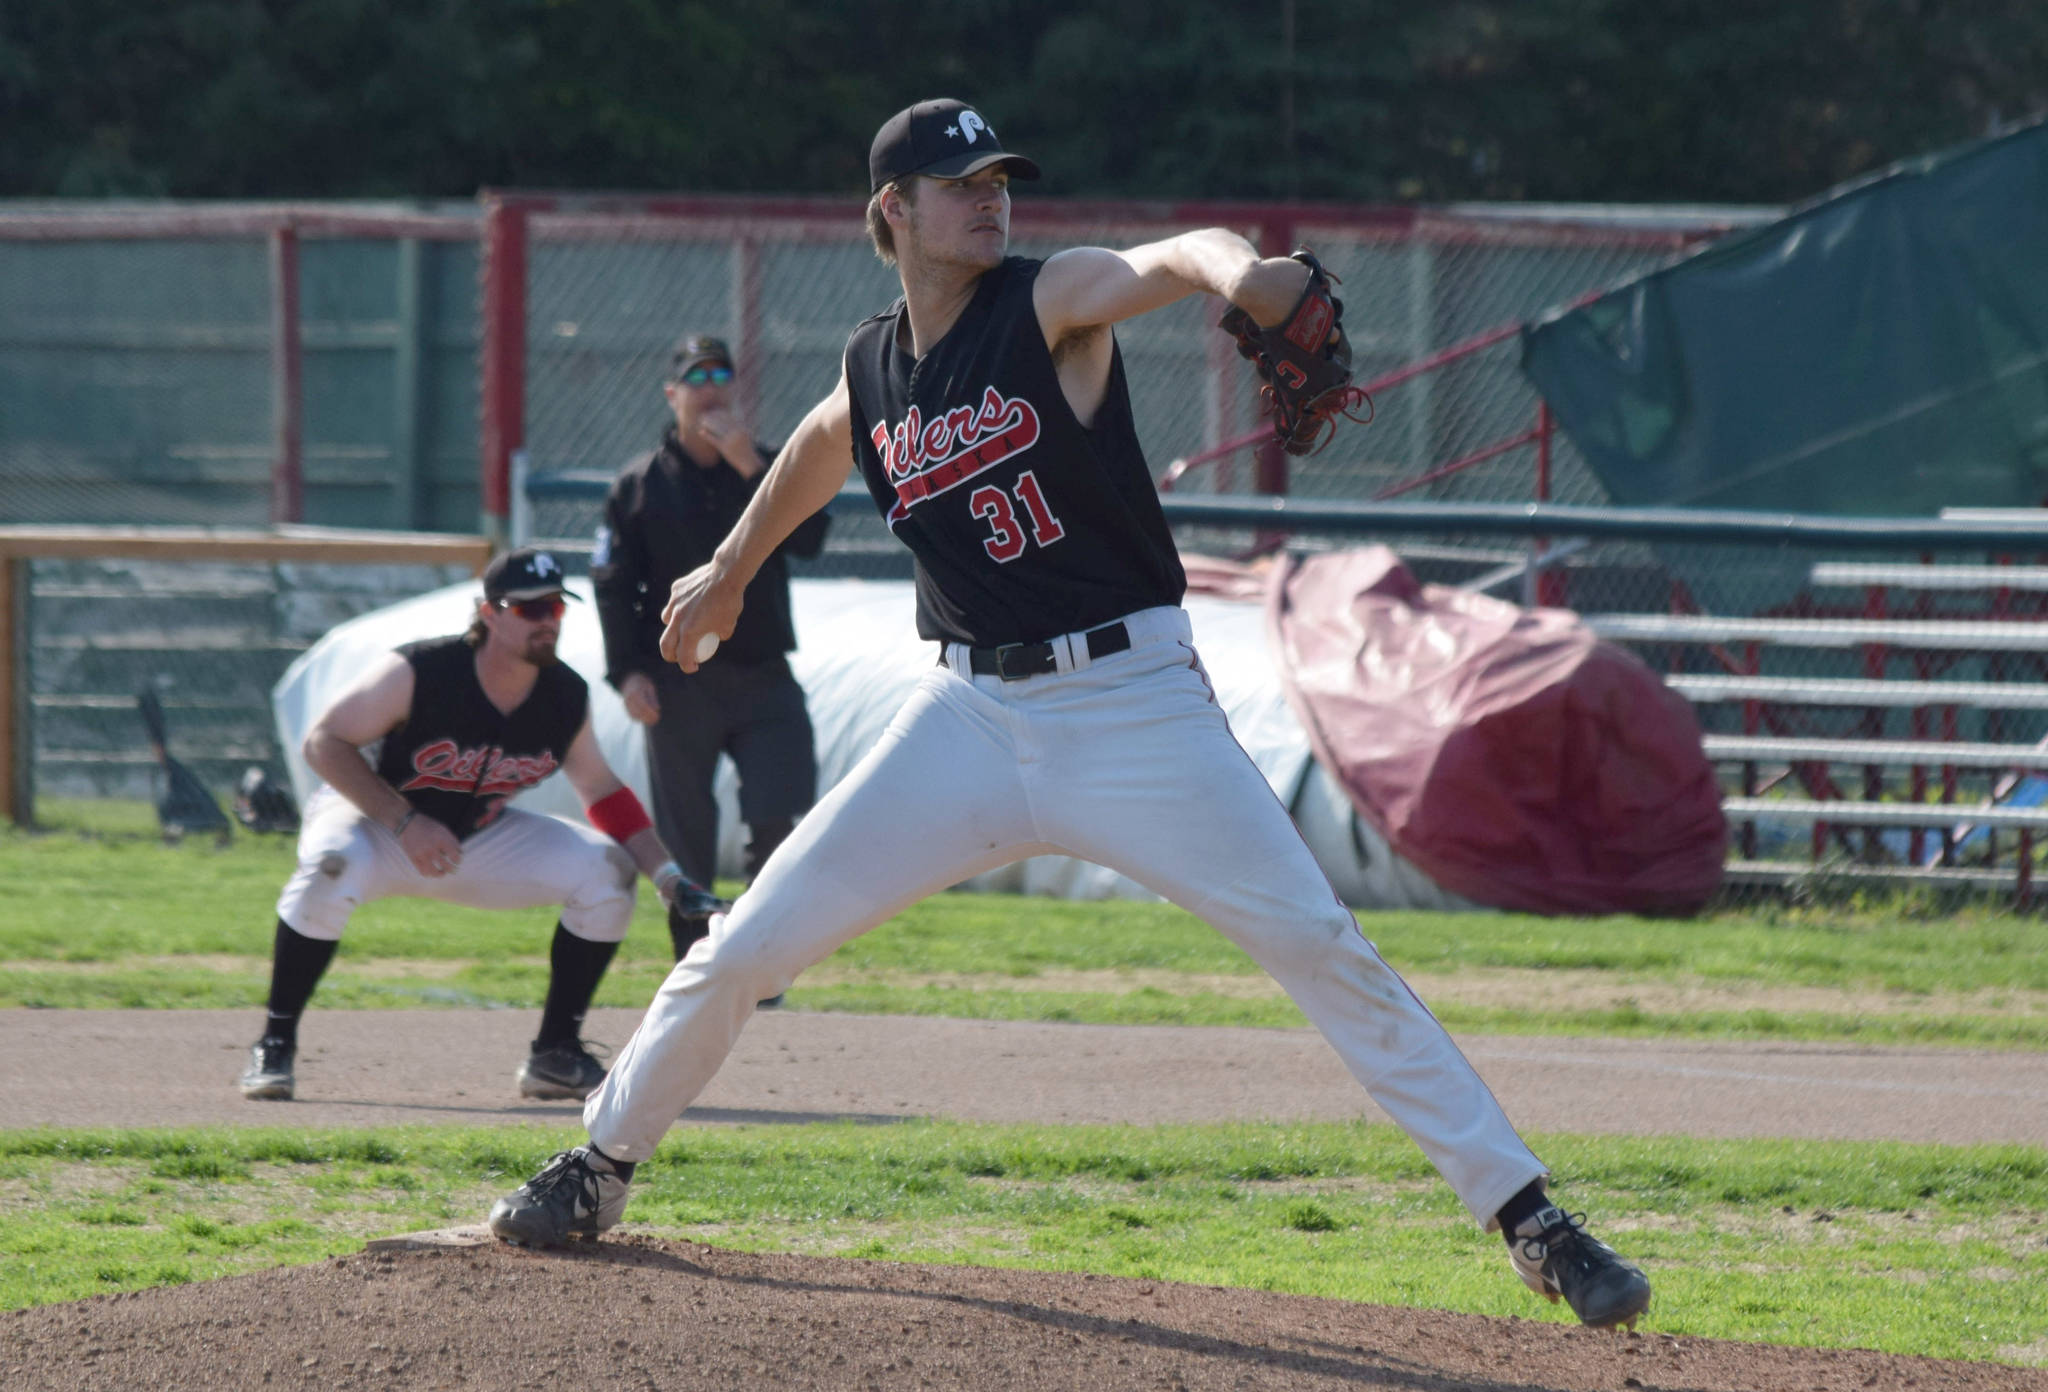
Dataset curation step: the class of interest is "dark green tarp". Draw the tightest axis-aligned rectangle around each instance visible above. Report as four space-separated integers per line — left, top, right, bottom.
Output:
1520 118 2048 516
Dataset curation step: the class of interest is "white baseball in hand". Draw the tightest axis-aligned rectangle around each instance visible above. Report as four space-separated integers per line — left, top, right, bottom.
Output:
693 633 719 663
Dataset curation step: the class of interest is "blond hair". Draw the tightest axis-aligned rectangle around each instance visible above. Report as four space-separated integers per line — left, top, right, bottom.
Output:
865 178 916 266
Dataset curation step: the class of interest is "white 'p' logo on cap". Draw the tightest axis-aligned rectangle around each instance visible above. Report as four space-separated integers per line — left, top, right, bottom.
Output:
958 111 987 144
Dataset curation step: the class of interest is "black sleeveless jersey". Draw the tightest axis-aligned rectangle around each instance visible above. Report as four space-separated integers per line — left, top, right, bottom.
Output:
372 635 589 841
843 256 1185 647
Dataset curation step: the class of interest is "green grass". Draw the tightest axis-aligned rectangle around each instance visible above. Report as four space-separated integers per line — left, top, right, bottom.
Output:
6 807 2048 1045
0 1123 2042 1365
7 803 2048 1366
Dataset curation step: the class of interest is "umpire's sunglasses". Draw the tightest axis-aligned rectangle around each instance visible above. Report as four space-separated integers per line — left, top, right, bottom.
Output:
496 595 567 621
675 363 734 386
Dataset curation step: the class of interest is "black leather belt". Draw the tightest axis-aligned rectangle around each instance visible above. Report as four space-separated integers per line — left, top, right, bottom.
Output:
957 622 1131 681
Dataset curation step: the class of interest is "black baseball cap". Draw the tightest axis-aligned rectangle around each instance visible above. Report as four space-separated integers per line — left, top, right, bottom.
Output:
482 547 581 604
868 99 1041 193
667 333 733 381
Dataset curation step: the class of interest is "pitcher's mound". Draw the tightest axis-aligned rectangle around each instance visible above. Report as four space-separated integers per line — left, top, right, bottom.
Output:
4 1232 2042 1391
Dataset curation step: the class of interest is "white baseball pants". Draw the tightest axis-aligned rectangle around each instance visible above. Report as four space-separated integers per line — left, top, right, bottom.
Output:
277 785 639 943
584 606 1545 1228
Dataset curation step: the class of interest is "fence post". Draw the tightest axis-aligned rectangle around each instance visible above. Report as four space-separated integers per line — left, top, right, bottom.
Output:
1533 401 1568 608
1 555 28 826
734 235 763 429
478 195 531 551
268 222 303 525
393 235 431 528
1254 215 1296 505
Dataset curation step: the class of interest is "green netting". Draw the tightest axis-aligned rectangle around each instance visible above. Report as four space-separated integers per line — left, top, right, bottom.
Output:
1521 118 2048 520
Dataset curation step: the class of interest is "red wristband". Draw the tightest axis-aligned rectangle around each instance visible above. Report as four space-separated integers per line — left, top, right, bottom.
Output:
586 786 653 844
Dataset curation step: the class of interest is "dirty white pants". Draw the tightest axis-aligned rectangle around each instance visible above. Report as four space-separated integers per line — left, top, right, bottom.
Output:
584 607 1544 1228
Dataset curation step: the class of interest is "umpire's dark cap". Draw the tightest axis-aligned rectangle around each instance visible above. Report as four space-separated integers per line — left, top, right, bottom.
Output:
869 99 1040 193
668 333 733 380
483 547 582 604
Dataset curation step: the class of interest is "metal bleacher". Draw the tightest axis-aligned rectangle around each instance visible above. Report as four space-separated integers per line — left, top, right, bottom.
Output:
1587 553 2048 900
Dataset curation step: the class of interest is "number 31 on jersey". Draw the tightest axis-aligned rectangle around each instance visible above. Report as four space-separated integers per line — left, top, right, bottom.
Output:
970 470 1064 562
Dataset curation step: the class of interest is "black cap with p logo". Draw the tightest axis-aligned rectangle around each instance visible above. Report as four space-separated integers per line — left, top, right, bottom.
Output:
482 547 581 604
868 99 1042 193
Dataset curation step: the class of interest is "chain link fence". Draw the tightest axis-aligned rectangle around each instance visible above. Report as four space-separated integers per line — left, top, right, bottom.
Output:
0 203 482 532
1 233 278 526
498 198 1764 556
25 195 2040 906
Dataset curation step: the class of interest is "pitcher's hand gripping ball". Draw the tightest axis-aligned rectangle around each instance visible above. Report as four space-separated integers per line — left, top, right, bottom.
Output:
1217 248 1368 456
693 633 719 663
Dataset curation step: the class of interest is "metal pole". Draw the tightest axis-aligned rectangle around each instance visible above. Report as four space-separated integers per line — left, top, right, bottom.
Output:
479 196 530 550
0 557 24 823
268 223 304 524
1534 401 1567 607
1254 213 1294 505
734 236 763 429
393 236 430 528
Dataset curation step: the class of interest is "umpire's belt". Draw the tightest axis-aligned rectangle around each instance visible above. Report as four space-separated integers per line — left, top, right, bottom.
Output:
949 621 1132 681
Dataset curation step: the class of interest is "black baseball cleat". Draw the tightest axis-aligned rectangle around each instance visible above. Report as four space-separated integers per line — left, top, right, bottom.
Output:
1508 1205 1652 1329
238 1036 295 1100
516 1039 609 1100
488 1146 631 1246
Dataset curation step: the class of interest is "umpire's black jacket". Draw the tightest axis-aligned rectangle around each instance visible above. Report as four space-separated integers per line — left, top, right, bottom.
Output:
592 428 831 689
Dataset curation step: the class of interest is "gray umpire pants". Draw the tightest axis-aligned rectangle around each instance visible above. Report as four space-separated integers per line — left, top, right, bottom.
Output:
644 655 816 886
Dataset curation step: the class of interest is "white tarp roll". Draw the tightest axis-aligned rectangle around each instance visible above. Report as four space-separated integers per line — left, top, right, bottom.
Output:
270 576 1476 911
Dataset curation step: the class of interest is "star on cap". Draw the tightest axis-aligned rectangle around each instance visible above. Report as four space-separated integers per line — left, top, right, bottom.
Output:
945 124 959 138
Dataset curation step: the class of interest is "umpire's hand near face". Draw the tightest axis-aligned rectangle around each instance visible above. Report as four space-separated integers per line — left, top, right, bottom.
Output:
699 408 762 478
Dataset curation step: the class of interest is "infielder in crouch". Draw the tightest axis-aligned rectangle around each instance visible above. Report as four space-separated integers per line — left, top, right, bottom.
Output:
239 547 717 1104
490 99 1653 1329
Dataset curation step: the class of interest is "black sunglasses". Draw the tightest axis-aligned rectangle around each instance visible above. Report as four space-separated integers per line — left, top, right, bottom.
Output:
497 595 566 621
676 364 734 386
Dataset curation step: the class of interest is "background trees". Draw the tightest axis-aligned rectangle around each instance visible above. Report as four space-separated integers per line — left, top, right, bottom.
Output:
2 0 2043 203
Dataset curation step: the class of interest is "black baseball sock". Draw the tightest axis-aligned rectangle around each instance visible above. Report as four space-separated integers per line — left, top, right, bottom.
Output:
1495 1180 1550 1243
262 919 339 1047
536 923 620 1049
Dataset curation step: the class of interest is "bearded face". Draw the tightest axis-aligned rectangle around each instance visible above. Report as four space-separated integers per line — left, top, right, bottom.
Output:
479 598 565 668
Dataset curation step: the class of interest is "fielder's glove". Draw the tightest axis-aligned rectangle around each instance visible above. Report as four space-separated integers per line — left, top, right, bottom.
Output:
666 882 730 962
1217 249 1365 456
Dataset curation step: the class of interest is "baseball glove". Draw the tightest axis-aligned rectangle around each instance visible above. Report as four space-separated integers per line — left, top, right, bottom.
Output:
666 883 731 962
1217 249 1367 456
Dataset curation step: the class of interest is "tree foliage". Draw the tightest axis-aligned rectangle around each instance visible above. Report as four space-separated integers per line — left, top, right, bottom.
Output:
2 0 2044 203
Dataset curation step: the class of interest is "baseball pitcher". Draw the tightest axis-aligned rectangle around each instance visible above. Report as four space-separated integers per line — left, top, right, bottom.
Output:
487 101 1651 1330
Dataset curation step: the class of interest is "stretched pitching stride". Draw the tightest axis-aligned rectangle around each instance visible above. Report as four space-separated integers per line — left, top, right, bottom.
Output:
489 98 1652 1330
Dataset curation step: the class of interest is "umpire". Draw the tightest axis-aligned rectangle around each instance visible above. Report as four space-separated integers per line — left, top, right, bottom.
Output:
592 333 830 957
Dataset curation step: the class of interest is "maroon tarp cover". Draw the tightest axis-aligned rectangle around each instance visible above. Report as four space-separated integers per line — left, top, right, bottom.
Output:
1265 548 1726 916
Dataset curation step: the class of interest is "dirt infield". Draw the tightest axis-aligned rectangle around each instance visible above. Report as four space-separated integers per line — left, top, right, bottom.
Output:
8 1008 2048 1143
6 1008 2048 1390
